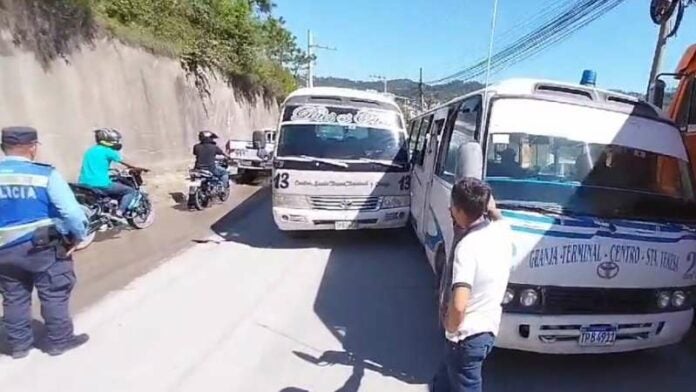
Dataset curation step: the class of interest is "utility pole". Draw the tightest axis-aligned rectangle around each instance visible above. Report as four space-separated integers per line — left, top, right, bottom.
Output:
418 67 425 111
646 20 671 100
306 30 336 88
369 74 388 93
307 30 313 88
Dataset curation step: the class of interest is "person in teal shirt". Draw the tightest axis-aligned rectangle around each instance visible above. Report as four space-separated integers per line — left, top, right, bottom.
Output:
78 129 146 217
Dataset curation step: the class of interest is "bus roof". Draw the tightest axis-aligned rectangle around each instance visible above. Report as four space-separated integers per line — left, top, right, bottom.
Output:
433 78 667 121
285 87 401 111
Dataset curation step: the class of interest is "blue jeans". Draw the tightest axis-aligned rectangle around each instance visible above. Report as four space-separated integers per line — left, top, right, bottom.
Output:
98 183 136 214
432 333 495 392
213 165 229 186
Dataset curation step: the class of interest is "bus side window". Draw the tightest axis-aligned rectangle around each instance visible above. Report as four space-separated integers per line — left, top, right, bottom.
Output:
408 118 422 158
413 115 433 166
436 96 482 183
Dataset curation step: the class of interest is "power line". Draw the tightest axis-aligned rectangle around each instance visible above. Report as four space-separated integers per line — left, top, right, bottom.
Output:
429 0 627 84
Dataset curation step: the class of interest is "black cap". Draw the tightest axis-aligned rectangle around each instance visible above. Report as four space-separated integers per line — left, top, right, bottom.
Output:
1 126 39 146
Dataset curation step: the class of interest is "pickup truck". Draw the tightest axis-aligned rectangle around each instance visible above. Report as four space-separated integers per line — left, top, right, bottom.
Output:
225 128 276 184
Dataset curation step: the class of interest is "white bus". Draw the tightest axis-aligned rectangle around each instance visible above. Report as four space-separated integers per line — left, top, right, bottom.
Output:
272 87 411 232
410 78 696 353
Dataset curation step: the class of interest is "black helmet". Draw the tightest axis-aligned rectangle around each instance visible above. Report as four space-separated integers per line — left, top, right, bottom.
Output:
198 130 219 143
94 128 123 151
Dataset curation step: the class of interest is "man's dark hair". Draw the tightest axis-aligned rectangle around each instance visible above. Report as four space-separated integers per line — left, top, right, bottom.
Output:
451 177 491 219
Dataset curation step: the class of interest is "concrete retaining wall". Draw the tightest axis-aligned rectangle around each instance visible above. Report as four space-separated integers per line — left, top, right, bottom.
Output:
0 31 279 179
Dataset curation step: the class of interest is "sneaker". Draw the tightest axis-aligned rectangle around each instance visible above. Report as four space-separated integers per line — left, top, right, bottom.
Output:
10 349 30 360
45 334 90 356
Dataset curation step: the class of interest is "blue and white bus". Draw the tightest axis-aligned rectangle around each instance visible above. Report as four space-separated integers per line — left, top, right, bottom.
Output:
409 78 696 353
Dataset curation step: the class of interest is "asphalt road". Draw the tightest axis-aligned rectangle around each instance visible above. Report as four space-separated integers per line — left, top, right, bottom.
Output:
1 186 696 391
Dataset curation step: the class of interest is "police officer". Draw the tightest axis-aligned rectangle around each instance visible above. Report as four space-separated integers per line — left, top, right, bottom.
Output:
0 126 89 359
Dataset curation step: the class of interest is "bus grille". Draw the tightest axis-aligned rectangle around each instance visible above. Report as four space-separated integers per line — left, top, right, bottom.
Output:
308 196 381 211
543 287 656 315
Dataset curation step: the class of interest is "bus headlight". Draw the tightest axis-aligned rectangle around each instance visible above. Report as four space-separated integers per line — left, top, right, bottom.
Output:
381 195 410 209
502 288 515 305
671 291 687 308
273 193 310 209
519 289 539 307
657 291 672 309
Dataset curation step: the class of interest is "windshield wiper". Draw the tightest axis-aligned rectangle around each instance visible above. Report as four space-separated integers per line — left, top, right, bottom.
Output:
353 158 406 168
496 201 569 215
277 155 349 168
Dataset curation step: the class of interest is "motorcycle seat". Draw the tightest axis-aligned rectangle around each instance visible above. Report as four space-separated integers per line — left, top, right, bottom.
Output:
69 183 109 197
190 169 214 178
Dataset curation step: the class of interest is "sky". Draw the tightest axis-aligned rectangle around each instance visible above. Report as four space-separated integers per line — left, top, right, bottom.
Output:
274 0 696 93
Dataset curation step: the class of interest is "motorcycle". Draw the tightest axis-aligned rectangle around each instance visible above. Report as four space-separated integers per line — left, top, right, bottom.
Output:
69 168 155 250
187 159 231 210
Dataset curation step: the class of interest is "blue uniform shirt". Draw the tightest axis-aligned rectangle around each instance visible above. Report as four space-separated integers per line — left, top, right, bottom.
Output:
0 156 87 246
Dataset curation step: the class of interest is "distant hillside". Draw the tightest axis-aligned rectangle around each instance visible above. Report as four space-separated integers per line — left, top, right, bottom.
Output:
314 77 484 106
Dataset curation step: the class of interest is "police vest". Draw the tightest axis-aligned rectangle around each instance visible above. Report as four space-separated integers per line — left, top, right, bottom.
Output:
0 159 59 248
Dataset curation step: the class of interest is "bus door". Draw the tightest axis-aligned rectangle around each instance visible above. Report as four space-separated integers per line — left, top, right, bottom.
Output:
411 108 449 241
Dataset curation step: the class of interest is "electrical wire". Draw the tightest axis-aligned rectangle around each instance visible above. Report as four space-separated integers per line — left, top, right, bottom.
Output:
429 0 627 84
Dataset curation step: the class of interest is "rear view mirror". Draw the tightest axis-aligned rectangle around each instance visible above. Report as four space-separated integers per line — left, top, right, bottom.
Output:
252 130 266 149
455 142 483 181
651 79 666 109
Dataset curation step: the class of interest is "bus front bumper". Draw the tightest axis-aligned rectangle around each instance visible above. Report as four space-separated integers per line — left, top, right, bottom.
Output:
272 207 410 231
495 310 693 354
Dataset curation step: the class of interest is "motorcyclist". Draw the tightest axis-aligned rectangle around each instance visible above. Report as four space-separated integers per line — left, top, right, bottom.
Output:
193 131 231 186
78 128 147 218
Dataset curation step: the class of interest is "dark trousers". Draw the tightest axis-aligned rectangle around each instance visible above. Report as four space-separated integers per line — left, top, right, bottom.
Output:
98 182 137 213
432 333 495 392
0 242 76 352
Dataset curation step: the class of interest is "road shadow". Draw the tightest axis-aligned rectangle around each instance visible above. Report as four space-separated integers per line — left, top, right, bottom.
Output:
211 187 341 250
0 319 47 356
483 328 696 392
289 229 442 391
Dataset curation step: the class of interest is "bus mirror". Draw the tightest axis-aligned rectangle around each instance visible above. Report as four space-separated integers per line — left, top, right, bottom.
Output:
455 142 483 181
252 130 266 149
651 79 666 109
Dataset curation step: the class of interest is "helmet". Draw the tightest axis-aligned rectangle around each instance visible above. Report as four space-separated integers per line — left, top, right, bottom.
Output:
198 130 218 143
94 128 123 151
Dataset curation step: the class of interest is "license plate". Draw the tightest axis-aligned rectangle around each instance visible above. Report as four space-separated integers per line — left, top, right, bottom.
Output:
234 150 247 157
335 221 358 230
578 326 617 346
188 180 201 188
227 166 238 175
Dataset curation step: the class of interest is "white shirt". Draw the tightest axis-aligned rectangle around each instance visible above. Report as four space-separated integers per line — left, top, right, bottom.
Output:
446 219 512 342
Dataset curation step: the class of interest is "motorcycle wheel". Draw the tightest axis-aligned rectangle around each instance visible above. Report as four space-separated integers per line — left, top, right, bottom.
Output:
128 197 155 229
191 188 209 210
218 184 230 202
75 204 97 251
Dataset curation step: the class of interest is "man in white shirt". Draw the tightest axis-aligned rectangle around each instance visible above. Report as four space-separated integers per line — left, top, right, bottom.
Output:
432 178 512 392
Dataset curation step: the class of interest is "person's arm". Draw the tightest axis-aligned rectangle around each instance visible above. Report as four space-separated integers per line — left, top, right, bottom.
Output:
216 146 231 160
46 170 88 241
111 149 147 171
487 195 504 222
444 242 477 333
446 286 472 333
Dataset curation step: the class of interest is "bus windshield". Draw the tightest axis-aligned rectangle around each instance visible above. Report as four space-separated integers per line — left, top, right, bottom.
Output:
276 103 408 164
485 133 694 221
277 123 408 164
